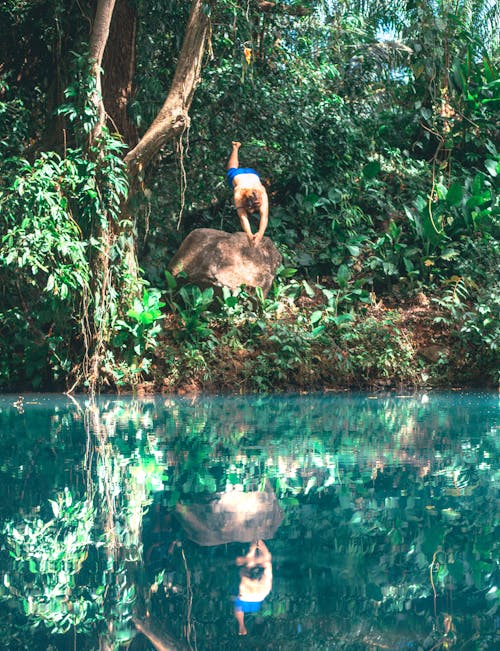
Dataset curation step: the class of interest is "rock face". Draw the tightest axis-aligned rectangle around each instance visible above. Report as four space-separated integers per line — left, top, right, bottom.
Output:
168 228 282 296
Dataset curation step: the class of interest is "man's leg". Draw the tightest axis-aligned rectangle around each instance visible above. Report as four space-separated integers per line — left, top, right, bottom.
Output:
227 141 241 170
234 608 247 635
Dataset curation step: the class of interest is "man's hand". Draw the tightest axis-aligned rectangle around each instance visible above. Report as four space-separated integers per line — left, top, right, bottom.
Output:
232 141 241 148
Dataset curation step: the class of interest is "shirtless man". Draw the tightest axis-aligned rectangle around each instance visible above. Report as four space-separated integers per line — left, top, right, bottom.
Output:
233 540 273 636
227 141 269 247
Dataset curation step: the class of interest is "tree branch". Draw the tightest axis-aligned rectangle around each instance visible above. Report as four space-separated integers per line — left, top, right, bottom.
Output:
256 1 312 16
124 0 211 179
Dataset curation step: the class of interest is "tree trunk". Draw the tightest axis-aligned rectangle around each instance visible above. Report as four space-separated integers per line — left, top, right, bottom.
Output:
124 0 211 178
89 0 117 141
102 0 138 146
83 0 211 390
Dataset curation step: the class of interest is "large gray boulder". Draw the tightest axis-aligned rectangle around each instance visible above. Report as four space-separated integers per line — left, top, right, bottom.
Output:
168 228 282 296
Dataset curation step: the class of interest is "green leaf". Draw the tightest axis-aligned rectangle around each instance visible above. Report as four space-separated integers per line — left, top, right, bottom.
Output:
484 159 498 177
127 309 140 321
331 313 354 326
346 244 360 256
165 270 177 290
362 160 381 179
304 193 321 207
203 287 214 302
328 188 342 203
446 182 463 206
310 310 323 325
452 60 467 91
311 325 325 338
435 182 447 200
49 499 60 518
302 280 315 298
403 257 414 272
422 524 446 556
440 249 459 261
139 311 155 325
337 264 351 288
279 267 297 278
472 173 485 194
420 107 432 121
483 55 495 83
415 195 427 213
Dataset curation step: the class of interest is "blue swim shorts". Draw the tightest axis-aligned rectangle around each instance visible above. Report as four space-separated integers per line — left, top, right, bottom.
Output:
227 167 260 189
233 598 263 613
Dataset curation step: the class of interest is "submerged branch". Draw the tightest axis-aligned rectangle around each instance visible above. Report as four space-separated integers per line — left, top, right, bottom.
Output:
134 617 188 651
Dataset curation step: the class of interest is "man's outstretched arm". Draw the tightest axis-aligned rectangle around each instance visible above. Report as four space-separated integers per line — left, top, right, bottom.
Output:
237 208 256 245
254 191 269 245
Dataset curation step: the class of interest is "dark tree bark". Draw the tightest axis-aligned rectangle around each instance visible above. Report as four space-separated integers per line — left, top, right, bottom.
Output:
83 0 212 330
101 0 138 146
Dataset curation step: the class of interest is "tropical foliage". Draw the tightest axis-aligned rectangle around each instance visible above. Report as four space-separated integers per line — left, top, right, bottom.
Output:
0 0 498 392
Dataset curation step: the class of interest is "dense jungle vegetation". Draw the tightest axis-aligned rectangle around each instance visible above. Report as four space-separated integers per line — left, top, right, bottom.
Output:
0 0 498 393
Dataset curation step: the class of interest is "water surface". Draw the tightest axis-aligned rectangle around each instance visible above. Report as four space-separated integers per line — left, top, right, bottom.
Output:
0 391 498 650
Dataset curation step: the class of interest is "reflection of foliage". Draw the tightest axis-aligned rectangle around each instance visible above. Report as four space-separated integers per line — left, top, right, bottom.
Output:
1 490 101 633
0 394 498 648
86 403 168 647
150 393 499 503
0 400 167 646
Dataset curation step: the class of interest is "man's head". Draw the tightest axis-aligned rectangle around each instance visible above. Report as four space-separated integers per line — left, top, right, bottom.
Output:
241 565 265 580
242 189 262 212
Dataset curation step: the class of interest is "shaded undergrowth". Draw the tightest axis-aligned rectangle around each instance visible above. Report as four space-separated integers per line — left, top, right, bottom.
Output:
136 280 498 395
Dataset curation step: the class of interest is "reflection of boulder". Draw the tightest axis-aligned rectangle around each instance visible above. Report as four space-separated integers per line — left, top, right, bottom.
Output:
175 483 283 545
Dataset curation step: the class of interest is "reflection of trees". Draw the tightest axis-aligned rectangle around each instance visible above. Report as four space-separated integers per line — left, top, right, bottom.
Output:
0 392 498 648
155 392 497 450
0 398 166 649
2 490 97 633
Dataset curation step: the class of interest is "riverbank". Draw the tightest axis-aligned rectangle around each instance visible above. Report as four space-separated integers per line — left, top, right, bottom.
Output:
2 284 496 396
140 288 498 395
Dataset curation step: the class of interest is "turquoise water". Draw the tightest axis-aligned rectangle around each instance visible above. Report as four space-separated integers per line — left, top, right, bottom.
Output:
0 391 498 650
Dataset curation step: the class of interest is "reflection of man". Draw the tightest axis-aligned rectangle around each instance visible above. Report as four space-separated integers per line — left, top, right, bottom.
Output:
233 540 272 636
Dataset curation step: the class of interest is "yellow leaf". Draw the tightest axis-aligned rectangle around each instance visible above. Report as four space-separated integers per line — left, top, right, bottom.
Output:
244 47 252 65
